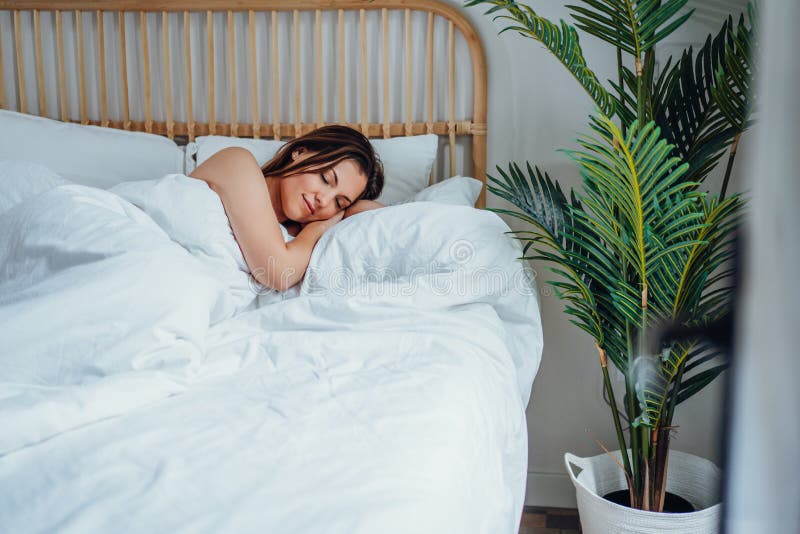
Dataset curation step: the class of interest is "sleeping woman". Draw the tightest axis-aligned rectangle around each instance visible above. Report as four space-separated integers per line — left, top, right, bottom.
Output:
190 125 384 291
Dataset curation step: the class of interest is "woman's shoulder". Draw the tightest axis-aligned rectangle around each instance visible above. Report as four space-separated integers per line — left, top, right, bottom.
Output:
211 146 258 163
197 146 262 176
189 147 264 189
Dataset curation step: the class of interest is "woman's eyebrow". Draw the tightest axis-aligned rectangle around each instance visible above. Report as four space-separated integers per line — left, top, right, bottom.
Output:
331 169 352 204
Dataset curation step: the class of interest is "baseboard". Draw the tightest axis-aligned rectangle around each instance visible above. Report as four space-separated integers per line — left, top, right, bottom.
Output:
525 471 577 509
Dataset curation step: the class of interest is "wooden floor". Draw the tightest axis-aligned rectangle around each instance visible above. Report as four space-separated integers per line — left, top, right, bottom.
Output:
518 506 581 534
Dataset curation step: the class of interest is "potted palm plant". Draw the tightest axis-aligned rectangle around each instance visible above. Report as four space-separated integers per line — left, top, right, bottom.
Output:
465 0 757 531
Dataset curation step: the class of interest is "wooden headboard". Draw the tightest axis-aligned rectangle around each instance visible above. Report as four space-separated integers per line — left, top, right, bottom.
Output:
0 0 488 206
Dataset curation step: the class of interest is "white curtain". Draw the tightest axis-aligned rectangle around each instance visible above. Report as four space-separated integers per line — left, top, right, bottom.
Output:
724 1 800 532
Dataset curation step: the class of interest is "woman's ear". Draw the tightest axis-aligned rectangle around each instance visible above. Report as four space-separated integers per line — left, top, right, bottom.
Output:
291 147 307 161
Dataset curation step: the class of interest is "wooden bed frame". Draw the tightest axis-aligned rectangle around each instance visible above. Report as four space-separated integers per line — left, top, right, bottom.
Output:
0 0 488 206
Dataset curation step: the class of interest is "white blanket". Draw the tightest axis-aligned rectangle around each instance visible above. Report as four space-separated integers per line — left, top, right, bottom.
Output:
0 169 542 533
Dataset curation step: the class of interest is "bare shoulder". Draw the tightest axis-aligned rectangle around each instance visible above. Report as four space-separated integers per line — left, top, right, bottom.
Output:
189 147 264 191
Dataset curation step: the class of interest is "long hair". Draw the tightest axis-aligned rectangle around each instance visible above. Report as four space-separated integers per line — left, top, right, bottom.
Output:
261 125 384 201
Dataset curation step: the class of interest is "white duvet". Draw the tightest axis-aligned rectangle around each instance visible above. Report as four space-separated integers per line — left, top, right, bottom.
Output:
0 165 543 534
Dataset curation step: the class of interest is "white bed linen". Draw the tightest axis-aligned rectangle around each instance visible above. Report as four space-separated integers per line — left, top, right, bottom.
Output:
0 169 542 533
0 160 70 215
0 110 185 189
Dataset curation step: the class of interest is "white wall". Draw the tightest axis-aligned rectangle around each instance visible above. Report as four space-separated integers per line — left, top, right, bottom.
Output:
442 0 752 507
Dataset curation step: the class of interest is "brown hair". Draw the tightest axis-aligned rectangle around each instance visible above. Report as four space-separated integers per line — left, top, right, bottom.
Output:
261 125 384 201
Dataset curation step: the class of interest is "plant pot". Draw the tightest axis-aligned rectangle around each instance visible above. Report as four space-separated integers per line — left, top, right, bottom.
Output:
564 450 722 534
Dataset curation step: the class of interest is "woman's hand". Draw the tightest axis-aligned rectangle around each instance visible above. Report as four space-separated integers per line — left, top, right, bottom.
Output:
285 210 343 238
301 209 344 233
290 201 378 237
344 199 384 218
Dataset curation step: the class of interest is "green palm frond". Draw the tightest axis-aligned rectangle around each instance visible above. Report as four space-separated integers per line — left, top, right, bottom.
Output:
654 5 757 184
633 193 742 428
465 0 615 116
567 0 693 57
489 116 724 375
672 194 744 317
567 116 698 296
641 194 699 318
633 342 690 428
566 116 715 377
486 162 634 368
676 361 728 403
470 0 755 512
488 162 571 246
485 113 745 510
487 163 608 347
610 51 660 128
654 22 731 183
634 342 725 428
486 113 745 501
710 4 758 131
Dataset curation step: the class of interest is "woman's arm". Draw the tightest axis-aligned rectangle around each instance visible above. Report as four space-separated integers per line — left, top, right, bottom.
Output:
190 147 338 291
344 199 384 218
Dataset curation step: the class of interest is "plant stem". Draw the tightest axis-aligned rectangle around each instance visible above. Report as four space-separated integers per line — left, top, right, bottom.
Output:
635 56 645 126
641 425 651 510
720 132 741 200
598 344 633 481
638 285 651 510
628 281 651 509
644 49 655 121
654 348 688 511
664 355 686 433
625 323 641 502
617 47 627 136
653 427 670 512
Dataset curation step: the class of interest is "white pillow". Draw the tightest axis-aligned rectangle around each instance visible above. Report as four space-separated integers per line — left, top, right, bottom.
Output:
190 133 438 205
410 176 483 206
191 136 286 170
0 110 185 189
371 135 438 205
302 201 542 405
0 160 70 215
304 201 525 291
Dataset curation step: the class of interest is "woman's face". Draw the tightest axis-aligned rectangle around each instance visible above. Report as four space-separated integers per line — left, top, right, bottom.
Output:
280 152 368 224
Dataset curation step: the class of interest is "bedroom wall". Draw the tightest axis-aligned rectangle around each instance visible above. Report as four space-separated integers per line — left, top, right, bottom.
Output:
442 0 753 507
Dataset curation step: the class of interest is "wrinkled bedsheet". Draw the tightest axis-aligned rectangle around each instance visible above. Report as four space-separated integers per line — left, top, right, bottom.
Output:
0 169 542 534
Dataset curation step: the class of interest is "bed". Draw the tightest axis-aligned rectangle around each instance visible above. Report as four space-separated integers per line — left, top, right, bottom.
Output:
0 2 543 533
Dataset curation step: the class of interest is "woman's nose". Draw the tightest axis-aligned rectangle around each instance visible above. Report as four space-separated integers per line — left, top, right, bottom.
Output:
317 190 336 209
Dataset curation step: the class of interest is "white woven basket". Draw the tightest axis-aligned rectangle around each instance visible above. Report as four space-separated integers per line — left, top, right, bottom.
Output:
565 450 722 534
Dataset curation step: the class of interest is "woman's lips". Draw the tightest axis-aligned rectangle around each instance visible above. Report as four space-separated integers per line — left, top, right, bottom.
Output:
303 195 315 214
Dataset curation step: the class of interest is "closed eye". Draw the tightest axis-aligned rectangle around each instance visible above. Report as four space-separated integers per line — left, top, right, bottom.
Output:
321 172 348 210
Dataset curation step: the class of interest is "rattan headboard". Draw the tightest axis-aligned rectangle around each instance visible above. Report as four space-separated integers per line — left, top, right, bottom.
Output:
0 0 487 206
